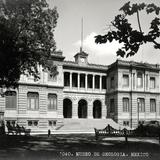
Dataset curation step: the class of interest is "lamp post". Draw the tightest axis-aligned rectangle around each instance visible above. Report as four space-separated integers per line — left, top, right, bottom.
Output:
137 98 140 126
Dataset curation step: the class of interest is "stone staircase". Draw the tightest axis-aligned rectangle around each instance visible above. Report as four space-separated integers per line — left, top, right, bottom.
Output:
54 118 124 133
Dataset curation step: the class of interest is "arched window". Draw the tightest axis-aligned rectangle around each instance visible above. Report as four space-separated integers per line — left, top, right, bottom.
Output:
93 100 102 118
63 99 72 118
27 92 39 110
78 99 87 118
48 94 57 110
5 91 17 109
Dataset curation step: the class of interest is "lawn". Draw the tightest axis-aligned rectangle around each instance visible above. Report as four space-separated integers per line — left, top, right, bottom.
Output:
0 134 160 160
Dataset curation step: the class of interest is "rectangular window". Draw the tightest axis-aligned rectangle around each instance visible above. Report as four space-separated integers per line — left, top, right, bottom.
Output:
123 74 129 87
150 99 156 112
110 99 115 113
102 76 107 89
137 73 143 87
123 121 129 126
72 73 78 87
87 74 93 88
123 98 129 112
64 72 70 86
150 77 156 89
5 91 17 109
48 94 57 110
111 77 114 89
137 98 145 112
27 92 39 110
95 75 100 89
80 74 85 88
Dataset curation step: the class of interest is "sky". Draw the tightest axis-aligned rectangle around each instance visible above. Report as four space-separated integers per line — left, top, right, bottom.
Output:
47 0 160 65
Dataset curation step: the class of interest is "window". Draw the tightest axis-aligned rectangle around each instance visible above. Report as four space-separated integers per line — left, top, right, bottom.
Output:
110 99 115 113
137 73 143 87
123 121 129 126
87 74 93 88
48 120 57 127
111 77 114 89
27 92 39 110
137 98 145 112
6 120 16 127
72 73 78 87
48 94 57 110
28 120 38 127
95 75 100 89
5 91 17 109
150 77 156 89
123 74 129 87
80 74 85 88
123 98 129 112
150 99 156 112
102 76 107 89
64 72 70 86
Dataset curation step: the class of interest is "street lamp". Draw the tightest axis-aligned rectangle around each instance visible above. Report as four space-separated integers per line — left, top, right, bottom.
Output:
137 98 140 126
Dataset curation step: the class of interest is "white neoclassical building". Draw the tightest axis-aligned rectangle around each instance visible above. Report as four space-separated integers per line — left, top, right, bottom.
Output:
0 50 160 132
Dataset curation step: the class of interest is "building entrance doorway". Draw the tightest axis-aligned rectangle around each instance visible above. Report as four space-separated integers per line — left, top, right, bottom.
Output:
63 99 72 118
78 99 87 118
93 100 101 118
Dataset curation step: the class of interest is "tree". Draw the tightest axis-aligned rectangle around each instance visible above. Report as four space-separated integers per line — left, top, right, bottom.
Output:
0 0 58 89
95 1 160 58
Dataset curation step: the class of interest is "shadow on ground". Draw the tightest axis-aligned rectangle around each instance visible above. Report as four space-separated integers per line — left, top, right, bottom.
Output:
0 134 160 160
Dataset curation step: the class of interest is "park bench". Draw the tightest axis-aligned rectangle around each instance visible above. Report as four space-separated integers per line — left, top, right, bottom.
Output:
94 124 160 143
6 124 31 136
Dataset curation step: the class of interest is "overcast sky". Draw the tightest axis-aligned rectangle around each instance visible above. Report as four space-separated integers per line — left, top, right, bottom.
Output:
48 0 160 65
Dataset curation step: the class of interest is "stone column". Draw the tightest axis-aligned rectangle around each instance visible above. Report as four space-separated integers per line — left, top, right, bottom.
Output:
72 97 78 119
85 74 88 90
70 72 72 89
78 73 80 90
88 99 93 119
101 100 106 119
100 75 102 91
135 72 137 90
93 75 95 90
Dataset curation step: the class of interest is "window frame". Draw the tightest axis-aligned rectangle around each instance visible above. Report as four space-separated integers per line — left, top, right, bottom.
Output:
48 94 57 111
27 92 39 110
150 99 156 113
150 77 156 89
123 74 129 87
5 91 17 110
137 72 143 88
137 98 145 113
123 98 129 112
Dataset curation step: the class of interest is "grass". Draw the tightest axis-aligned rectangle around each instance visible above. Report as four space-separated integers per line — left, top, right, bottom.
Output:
0 134 160 160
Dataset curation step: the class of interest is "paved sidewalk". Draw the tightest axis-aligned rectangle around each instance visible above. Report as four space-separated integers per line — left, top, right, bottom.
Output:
0 134 160 160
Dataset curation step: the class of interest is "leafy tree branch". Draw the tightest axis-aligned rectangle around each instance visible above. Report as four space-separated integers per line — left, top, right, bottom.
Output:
95 1 160 58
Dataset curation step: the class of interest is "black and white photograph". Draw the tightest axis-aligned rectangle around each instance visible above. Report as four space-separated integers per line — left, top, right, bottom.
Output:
0 0 160 159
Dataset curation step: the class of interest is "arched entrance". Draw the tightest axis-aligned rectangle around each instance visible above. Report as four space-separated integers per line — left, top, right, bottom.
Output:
93 100 102 118
63 99 72 118
78 99 87 118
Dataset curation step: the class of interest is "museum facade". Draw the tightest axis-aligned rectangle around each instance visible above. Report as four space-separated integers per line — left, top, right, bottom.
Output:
0 51 160 131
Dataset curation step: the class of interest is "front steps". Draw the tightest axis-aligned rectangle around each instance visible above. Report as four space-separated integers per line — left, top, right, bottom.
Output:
56 118 124 133
29 119 129 134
